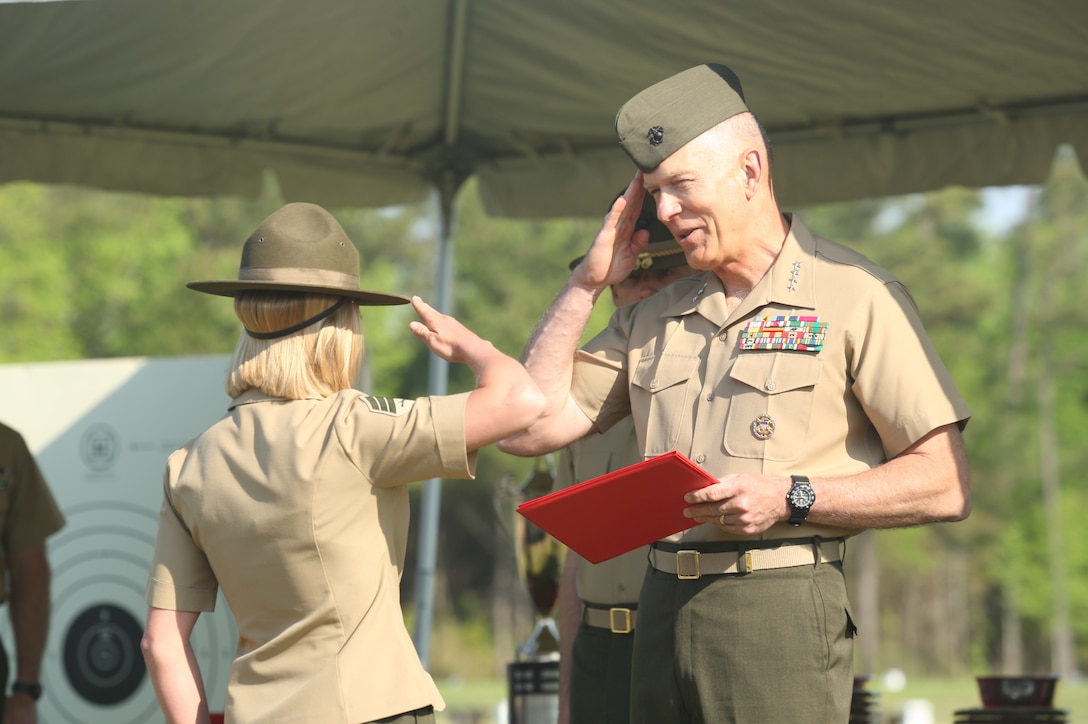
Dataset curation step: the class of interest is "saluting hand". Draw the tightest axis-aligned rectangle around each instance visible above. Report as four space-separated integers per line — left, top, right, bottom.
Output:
572 172 651 291
408 296 487 366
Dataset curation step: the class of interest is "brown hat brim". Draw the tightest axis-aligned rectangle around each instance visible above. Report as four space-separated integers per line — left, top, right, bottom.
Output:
187 279 410 306
568 239 688 273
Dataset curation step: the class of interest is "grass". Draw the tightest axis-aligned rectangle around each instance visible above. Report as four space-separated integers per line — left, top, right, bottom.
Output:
435 674 1088 723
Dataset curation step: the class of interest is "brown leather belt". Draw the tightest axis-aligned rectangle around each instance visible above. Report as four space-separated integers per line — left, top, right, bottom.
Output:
583 605 637 634
649 538 843 579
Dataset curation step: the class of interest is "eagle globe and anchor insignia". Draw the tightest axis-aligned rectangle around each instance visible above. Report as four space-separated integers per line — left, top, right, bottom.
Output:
751 414 776 440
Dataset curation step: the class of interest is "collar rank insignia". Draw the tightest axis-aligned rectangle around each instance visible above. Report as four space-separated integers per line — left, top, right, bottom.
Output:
647 126 664 146
787 261 802 292
737 315 827 352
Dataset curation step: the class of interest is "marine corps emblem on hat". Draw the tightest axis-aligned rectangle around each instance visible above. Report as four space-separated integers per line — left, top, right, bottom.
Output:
187 202 409 306
616 63 749 172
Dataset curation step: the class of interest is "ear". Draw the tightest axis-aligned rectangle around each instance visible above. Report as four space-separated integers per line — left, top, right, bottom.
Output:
740 147 764 200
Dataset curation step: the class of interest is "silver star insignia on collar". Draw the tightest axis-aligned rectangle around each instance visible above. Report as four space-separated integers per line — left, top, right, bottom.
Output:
787 261 802 292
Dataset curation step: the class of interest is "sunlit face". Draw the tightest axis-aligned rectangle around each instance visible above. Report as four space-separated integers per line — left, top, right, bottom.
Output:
642 127 750 272
611 264 695 307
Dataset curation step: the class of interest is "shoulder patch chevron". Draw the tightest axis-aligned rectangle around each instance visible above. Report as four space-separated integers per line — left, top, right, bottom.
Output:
364 395 413 416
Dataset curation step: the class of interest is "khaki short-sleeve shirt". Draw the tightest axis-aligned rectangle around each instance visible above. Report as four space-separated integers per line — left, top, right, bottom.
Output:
553 418 647 606
146 389 475 723
0 422 66 602
571 216 970 544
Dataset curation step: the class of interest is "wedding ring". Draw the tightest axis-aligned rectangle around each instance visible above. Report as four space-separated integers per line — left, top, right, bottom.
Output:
718 514 727 526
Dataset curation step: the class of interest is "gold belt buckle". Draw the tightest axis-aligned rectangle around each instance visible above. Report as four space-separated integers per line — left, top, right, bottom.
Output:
676 550 701 579
609 607 632 634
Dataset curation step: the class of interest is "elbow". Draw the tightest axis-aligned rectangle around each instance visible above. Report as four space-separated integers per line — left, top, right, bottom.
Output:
497 422 567 458
493 385 548 456
496 397 555 458
498 432 541 457
140 630 159 670
139 621 176 673
506 383 548 432
940 475 972 523
949 492 971 523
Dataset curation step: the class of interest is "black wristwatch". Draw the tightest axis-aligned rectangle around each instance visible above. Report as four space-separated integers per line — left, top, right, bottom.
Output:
786 475 815 526
12 681 42 700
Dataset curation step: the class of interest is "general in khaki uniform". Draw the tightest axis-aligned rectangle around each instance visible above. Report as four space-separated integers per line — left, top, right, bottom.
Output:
501 63 972 724
572 216 969 722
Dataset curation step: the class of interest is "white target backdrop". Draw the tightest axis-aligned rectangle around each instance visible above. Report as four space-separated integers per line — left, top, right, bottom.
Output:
0 356 236 723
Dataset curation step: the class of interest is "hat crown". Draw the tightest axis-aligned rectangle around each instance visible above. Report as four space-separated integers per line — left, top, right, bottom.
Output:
186 202 409 306
240 202 359 283
616 63 748 172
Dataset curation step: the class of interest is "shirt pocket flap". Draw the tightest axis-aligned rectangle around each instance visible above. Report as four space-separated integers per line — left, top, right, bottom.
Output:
729 352 822 394
631 354 701 394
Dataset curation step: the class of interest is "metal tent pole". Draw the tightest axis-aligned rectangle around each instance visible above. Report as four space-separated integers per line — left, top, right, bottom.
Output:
412 181 456 667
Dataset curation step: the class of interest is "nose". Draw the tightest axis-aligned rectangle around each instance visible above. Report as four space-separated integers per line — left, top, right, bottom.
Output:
656 193 680 223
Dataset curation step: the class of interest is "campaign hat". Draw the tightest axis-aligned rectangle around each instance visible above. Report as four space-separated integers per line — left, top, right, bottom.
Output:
188 202 409 306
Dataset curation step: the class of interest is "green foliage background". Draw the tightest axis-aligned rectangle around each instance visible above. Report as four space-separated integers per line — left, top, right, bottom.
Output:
1 148 1086 683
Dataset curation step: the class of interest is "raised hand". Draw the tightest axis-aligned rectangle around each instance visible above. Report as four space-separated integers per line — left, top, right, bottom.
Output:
572 173 651 290
407 296 482 365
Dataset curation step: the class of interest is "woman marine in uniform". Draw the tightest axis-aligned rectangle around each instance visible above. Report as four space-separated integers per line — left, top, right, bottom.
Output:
141 202 545 724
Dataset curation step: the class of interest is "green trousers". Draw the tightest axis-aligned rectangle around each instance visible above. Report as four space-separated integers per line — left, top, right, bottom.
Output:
570 621 637 724
631 560 855 724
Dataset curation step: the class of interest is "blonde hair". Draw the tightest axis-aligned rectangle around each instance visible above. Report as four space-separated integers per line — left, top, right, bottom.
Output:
226 292 363 399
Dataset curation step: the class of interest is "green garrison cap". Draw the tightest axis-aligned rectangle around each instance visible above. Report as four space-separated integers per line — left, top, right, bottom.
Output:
568 192 685 272
615 63 748 172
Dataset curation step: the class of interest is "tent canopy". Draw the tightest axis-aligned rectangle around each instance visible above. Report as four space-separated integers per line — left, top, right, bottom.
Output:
2 0 1086 217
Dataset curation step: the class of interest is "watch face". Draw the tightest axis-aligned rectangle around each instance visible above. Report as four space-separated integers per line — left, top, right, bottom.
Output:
789 484 815 509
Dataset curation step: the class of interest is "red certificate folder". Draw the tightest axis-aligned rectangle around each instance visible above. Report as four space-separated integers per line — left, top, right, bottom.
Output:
516 450 717 564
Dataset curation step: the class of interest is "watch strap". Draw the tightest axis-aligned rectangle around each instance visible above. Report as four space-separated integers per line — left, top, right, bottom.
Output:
12 681 42 700
787 474 813 527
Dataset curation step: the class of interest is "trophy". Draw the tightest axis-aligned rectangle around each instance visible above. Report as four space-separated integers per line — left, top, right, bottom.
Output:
507 455 566 723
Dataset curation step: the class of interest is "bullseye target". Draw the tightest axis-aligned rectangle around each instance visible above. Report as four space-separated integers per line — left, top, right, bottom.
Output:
31 501 236 723
0 355 237 723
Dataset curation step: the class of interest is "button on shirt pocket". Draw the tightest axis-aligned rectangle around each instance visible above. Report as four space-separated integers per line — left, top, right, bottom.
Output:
724 352 822 461
631 354 700 452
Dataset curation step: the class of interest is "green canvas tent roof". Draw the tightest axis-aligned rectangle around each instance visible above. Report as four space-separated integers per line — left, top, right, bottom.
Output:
1 0 1085 216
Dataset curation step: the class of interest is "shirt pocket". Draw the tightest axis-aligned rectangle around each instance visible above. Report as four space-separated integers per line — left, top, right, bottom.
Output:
631 354 700 451
724 352 822 462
